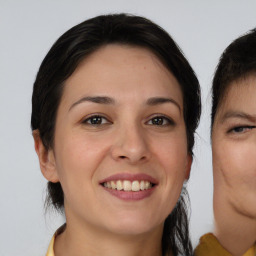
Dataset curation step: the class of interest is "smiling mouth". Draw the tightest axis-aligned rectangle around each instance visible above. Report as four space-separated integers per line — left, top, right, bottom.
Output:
101 180 154 192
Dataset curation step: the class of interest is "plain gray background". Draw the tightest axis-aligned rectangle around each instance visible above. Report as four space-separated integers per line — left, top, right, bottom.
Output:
1 1 256 255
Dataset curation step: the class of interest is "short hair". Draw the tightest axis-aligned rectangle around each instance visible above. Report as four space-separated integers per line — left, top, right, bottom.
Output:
31 13 201 256
211 29 256 128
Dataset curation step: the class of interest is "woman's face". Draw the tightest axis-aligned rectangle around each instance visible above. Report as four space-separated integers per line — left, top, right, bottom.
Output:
212 75 256 219
45 44 191 235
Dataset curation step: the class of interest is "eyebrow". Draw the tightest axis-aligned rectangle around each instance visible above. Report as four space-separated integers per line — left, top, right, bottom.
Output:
69 96 115 111
69 96 181 112
146 97 181 112
220 111 256 123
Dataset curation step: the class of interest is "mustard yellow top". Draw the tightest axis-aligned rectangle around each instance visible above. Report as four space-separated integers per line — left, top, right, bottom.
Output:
47 230 256 256
46 225 66 256
194 233 256 256
46 235 55 256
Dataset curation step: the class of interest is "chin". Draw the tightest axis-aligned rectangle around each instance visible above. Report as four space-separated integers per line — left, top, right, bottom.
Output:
103 215 163 236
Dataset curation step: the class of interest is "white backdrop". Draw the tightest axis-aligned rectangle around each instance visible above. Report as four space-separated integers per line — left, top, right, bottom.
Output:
1 1 256 255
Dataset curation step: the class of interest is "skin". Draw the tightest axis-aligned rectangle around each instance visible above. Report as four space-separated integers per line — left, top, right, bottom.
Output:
34 44 191 256
212 75 256 256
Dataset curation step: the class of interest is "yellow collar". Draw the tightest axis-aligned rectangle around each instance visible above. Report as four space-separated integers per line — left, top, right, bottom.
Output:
46 224 66 256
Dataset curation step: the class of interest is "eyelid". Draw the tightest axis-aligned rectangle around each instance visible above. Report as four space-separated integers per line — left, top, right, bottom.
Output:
227 125 256 134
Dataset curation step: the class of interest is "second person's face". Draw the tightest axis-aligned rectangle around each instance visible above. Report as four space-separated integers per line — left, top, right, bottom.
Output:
212 75 256 219
48 44 191 236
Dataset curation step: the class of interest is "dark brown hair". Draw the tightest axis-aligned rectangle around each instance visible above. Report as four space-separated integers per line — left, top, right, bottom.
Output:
31 13 201 256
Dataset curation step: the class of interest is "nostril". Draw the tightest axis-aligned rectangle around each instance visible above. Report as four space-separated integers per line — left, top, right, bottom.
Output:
120 156 126 159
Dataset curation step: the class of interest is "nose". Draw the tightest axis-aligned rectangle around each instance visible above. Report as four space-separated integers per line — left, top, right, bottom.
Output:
111 124 151 164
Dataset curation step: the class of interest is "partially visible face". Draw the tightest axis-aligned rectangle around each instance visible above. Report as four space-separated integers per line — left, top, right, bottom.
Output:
48 44 191 236
212 75 256 219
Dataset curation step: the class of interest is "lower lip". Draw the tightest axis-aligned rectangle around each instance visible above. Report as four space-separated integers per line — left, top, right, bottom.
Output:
102 186 156 201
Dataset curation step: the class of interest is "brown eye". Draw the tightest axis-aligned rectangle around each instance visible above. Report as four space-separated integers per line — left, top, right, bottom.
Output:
83 115 109 126
147 116 173 126
152 117 164 125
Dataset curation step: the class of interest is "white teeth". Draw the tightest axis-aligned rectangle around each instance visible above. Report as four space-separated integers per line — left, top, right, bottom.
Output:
123 180 132 191
103 180 153 191
140 180 145 190
132 181 140 191
110 181 116 189
116 180 122 190
145 181 150 189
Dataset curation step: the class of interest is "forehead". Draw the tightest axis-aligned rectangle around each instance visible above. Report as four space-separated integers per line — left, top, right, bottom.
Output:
61 44 183 106
215 75 256 119
223 75 256 105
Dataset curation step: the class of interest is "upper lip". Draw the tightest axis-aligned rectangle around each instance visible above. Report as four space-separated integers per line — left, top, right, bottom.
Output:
99 173 158 185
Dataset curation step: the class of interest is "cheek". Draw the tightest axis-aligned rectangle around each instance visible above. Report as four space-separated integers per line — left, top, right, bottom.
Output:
53 132 114 213
213 142 256 188
158 140 188 214
153 134 189 184
213 140 256 217
54 131 110 185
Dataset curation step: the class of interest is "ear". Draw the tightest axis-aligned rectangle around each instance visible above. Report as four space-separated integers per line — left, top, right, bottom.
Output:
185 154 192 180
33 130 59 183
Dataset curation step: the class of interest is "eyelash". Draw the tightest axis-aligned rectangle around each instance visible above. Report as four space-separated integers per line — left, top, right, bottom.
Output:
81 114 174 127
228 125 256 134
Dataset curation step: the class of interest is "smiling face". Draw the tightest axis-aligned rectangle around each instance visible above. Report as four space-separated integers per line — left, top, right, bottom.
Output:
212 74 256 219
41 44 191 236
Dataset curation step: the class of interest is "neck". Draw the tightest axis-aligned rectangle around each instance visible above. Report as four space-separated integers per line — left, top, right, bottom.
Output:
214 193 256 256
54 218 164 256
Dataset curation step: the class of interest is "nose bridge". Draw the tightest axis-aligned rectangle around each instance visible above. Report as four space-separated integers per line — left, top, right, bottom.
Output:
111 119 150 163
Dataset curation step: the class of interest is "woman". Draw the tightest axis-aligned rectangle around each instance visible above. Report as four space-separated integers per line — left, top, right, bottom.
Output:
31 14 201 256
195 30 256 255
